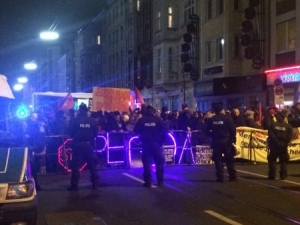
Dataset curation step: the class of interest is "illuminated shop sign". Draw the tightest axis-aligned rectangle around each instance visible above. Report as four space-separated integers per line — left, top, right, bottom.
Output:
265 66 300 85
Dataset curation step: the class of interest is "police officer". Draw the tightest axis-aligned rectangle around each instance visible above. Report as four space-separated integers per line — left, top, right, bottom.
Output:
206 105 237 182
68 103 98 191
134 105 168 187
267 111 293 180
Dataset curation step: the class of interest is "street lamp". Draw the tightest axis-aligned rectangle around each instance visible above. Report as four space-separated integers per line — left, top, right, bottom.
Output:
17 77 28 84
13 84 24 91
24 62 37 70
40 31 59 40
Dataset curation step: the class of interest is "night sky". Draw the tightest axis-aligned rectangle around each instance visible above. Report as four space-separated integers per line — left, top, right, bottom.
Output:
0 0 103 84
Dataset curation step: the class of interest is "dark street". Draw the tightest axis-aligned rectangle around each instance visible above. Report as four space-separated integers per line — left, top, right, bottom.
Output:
36 163 300 225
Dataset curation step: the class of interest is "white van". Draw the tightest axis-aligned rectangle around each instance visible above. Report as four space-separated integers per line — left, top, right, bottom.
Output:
0 147 37 225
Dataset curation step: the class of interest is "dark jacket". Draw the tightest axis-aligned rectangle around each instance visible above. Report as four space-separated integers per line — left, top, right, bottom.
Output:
206 113 236 144
232 115 246 127
68 113 98 143
134 115 168 146
268 121 293 148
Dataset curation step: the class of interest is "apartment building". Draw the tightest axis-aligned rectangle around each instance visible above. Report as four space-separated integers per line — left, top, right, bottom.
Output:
72 0 300 111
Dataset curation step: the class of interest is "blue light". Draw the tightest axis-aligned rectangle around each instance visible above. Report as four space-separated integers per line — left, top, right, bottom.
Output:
16 106 28 119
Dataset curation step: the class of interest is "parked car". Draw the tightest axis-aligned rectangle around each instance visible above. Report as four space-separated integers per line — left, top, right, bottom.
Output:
0 147 37 225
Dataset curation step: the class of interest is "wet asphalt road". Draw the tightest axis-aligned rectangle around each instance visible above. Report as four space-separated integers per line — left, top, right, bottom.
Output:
36 162 300 225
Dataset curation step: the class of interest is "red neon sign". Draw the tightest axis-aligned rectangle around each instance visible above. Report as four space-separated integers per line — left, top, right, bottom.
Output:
265 65 300 85
58 138 87 172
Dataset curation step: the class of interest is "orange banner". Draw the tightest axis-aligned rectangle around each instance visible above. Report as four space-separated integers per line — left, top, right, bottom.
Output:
91 87 130 112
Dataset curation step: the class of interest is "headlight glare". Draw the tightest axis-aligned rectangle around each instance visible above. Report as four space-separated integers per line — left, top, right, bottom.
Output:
7 180 35 199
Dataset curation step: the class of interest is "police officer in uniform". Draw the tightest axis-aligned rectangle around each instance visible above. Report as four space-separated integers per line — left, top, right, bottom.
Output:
134 105 168 187
267 111 293 180
206 105 237 182
68 103 98 191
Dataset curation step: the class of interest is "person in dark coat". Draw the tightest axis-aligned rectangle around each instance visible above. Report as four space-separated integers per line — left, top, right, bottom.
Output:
134 105 169 187
178 103 192 131
231 108 246 127
267 111 293 180
262 107 277 130
206 105 237 182
245 110 262 129
67 103 99 191
26 113 47 191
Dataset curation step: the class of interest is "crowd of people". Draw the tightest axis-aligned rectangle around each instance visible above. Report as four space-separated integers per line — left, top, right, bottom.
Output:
7 101 300 190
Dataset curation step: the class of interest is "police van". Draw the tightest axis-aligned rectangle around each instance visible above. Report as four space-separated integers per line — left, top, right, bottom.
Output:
0 147 37 225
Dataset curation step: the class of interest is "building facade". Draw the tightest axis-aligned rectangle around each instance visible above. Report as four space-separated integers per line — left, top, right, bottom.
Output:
44 0 300 112
265 0 300 108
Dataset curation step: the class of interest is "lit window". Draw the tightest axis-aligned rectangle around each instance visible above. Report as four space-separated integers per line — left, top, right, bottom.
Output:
168 7 173 28
216 37 224 60
97 35 101 45
137 0 141 11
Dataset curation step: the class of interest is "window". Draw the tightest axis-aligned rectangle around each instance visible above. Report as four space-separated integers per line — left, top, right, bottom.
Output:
184 0 195 24
120 26 123 40
206 41 212 62
157 49 162 73
276 19 296 52
276 0 295 16
207 0 212 20
120 2 123 16
129 0 133 13
96 54 101 64
137 0 141 11
168 47 173 71
216 37 224 60
97 35 101 45
234 36 240 57
168 7 173 28
234 0 239 10
157 11 161 30
217 0 224 15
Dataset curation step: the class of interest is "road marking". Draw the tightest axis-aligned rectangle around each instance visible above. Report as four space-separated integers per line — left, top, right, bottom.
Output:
123 173 157 188
204 210 243 225
236 169 300 186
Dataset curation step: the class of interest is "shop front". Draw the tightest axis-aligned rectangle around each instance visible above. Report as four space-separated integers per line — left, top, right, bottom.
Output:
195 74 266 111
265 65 300 107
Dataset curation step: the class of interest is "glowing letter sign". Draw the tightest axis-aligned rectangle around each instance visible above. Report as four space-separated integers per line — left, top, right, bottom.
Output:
265 66 300 85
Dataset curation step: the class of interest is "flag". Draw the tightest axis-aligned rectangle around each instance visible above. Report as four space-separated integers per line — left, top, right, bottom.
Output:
0 74 14 99
57 93 74 110
258 101 262 124
135 86 145 105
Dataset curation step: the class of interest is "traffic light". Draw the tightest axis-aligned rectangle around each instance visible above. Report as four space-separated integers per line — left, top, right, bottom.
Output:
241 20 253 33
244 7 256 20
240 34 252 46
244 46 255 59
180 53 189 63
190 70 199 81
181 14 200 81
183 63 193 73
